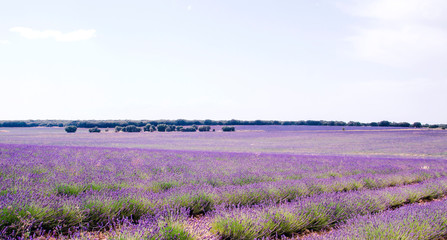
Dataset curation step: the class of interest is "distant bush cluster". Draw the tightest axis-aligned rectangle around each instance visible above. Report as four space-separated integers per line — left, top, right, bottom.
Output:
88 127 101 133
222 126 235 132
181 127 196 132
64 126 77 133
198 126 211 132
115 125 142 132
143 124 156 132
111 124 217 133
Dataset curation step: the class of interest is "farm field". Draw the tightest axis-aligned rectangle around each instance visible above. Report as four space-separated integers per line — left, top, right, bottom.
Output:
1 126 447 239
1 126 446 158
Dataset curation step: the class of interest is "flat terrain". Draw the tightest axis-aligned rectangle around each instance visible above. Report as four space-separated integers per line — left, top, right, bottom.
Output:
0 126 446 239
1 126 446 158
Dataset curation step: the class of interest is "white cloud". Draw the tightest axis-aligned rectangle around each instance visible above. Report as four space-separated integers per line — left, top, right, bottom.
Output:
10 27 96 42
187 5 192 11
342 0 447 22
347 24 447 66
0 40 10 44
341 0 447 66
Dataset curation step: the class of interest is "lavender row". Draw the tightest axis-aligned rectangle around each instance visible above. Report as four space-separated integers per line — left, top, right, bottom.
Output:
210 177 447 239
307 198 447 240
0 208 195 240
2 144 444 197
4 143 435 188
1 168 441 234
1 145 444 211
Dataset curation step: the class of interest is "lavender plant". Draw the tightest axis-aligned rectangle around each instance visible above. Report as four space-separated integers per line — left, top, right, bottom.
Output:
211 177 447 239
307 198 447 240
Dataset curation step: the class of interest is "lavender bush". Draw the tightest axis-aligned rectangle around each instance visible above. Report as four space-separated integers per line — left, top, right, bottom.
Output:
307 198 447 240
211 177 447 239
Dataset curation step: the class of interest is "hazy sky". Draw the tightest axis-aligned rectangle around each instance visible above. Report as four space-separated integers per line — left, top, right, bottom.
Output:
1 0 446 123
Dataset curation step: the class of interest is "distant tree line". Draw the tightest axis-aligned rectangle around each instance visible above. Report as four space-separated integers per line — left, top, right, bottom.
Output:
0 119 445 129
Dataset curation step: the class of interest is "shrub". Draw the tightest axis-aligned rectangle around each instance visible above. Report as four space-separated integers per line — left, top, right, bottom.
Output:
115 126 123 132
198 126 211 132
143 124 152 132
378 120 391 127
412 122 422 128
157 124 168 132
181 127 196 132
159 221 194 240
88 127 101 133
176 126 184 131
166 126 174 132
396 122 411 127
65 125 77 133
347 121 361 126
123 125 141 132
222 126 235 132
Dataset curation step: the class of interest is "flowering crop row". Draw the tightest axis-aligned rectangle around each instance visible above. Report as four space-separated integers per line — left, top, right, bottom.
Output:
307 198 447 240
211 177 447 239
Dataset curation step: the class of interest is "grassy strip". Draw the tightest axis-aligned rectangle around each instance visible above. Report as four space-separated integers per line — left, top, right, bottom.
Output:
211 178 447 239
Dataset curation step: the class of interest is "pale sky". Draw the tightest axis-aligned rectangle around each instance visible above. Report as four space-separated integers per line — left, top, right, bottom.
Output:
1 0 446 123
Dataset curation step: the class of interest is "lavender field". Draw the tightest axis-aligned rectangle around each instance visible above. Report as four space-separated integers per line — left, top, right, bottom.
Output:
1 126 447 239
1 126 446 158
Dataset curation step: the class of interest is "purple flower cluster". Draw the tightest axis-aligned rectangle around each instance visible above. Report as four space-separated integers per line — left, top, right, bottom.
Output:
211 177 447 239
307 198 447 240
